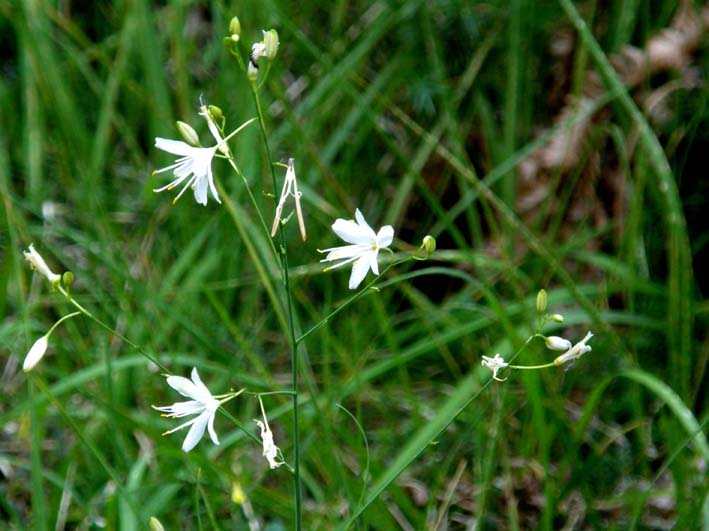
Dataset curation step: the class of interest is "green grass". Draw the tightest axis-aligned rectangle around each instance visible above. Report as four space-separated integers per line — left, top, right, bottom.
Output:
2 0 708 529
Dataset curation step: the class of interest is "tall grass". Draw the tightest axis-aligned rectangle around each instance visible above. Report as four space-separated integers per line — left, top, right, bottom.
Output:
1 0 708 529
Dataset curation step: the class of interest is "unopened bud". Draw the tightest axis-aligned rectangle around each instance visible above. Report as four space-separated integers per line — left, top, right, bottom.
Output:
231 481 246 504
149 517 165 531
228 16 241 39
551 314 564 323
23 335 49 372
208 105 224 121
62 271 74 287
263 29 279 60
176 121 199 146
536 289 547 313
421 235 436 256
545 336 572 352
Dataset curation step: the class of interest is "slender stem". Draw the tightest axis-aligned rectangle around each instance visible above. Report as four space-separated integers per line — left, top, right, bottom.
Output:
508 362 556 370
250 84 303 530
56 285 168 373
297 258 411 344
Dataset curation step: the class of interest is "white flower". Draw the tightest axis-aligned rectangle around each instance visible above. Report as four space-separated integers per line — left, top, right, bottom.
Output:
271 158 306 241
24 244 61 284
545 336 572 352
481 353 509 382
554 331 593 366
153 140 221 206
255 398 284 469
23 335 49 372
319 208 394 290
153 367 220 452
153 105 227 206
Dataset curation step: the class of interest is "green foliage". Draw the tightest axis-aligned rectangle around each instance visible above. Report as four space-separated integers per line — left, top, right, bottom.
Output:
1 0 707 529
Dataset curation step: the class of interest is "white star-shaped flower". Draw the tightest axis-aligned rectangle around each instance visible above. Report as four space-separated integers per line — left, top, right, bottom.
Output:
319 208 394 290
153 367 221 452
153 105 228 206
24 244 61 285
554 331 593 366
481 353 509 381
153 139 221 206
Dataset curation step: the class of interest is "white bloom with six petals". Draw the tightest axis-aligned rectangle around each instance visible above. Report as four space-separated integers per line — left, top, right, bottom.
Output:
481 353 509 382
153 367 221 452
319 208 394 290
153 139 221 206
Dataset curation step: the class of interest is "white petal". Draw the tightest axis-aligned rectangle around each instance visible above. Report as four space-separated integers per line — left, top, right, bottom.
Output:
193 175 208 205
348 257 371 289
153 400 205 417
332 219 375 245
181 410 211 452
369 249 380 275
189 368 216 405
376 225 394 248
206 166 221 204
166 375 201 400
155 138 195 156
207 412 219 445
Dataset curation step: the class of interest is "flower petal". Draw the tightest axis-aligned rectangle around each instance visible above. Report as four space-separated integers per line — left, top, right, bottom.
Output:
207 412 219 445
376 225 394 248
181 410 211 452
166 375 201 400
348 256 371 289
332 219 375 245
155 138 195 156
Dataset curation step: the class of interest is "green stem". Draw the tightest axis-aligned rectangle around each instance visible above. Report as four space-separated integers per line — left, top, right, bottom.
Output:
508 362 556 370
297 258 411 344
56 286 168 373
250 83 303 530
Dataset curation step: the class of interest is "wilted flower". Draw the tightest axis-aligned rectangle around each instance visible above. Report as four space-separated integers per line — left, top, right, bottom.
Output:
481 353 509 381
24 244 61 285
319 208 394 289
554 331 593 366
23 335 49 372
545 336 572 352
153 367 221 452
255 397 284 469
271 158 306 241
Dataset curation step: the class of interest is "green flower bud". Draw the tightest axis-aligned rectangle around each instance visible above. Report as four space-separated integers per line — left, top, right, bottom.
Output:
247 62 258 81
263 29 279 60
422 235 436 255
551 313 564 323
228 16 241 39
149 517 165 531
62 271 74 287
536 289 547 313
208 105 224 121
176 121 199 146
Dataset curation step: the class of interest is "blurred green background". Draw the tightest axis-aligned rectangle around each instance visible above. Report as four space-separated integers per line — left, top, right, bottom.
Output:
1 0 708 529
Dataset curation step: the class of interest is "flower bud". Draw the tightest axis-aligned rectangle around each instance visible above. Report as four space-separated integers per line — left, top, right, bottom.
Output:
551 313 564 323
263 29 279 60
228 16 241 39
149 517 165 531
208 105 224 121
231 481 246 504
23 335 49 372
421 235 436 255
62 271 74 287
545 336 572 352
176 121 199 146
536 289 547 313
